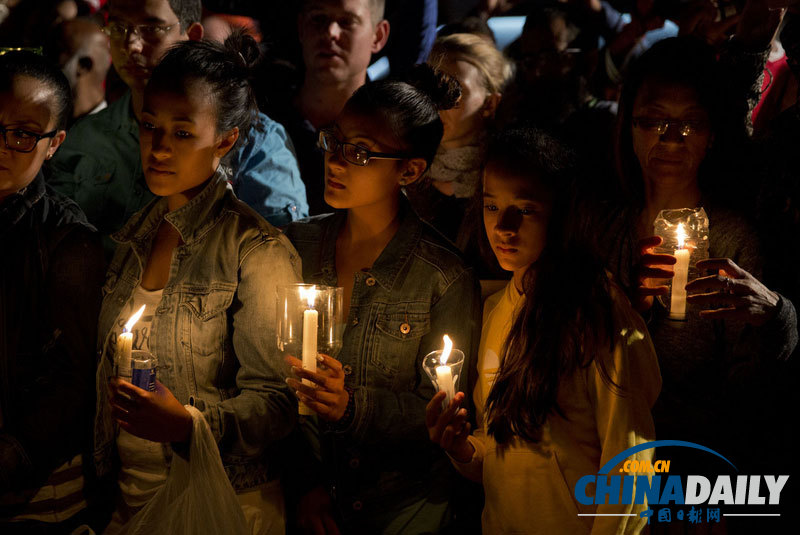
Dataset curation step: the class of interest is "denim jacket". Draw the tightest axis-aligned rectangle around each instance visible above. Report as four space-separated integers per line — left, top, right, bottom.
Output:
285 201 481 526
94 169 302 491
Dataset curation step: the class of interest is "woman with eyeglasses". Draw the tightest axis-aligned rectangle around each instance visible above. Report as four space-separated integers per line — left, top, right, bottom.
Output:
601 35 797 519
284 64 481 535
0 51 105 533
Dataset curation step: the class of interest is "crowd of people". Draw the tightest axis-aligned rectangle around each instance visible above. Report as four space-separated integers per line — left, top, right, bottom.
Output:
1 0 798 534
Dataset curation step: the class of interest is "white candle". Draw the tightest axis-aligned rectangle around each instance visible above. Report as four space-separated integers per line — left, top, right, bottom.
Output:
437 335 455 407
670 224 690 320
436 365 455 407
300 287 318 416
116 305 145 378
116 332 133 378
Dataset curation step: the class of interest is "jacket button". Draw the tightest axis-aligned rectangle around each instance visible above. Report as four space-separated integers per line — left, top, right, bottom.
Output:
352 500 363 511
343 364 352 375
348 457 360 469
365 277 376 287
399 323 411 334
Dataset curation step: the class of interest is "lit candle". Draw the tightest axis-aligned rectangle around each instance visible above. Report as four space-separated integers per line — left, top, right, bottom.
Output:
299 286 318 416
116 305 145 378
436 335 456 407
670 224 690 320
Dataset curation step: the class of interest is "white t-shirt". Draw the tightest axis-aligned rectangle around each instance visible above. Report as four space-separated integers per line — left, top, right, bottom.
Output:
109 286 170 508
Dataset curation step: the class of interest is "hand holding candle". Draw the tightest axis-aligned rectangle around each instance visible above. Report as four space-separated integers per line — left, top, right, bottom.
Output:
423 335 465 410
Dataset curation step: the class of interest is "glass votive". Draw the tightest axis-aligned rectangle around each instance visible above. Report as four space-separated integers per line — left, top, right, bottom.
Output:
276 284 344 415
653 208 709 321
422 348 465 410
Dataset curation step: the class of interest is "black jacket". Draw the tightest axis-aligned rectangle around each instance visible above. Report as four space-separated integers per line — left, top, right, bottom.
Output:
0 172 104 501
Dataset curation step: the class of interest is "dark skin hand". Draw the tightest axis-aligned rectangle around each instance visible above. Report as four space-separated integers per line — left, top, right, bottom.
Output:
425 391 474 463
296 485 341 535
109 377 192 443
686 258 780 325
634 235 678 312
285 354 349 422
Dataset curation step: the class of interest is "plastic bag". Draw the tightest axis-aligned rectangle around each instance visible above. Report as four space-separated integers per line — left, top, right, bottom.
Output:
118 406 248 535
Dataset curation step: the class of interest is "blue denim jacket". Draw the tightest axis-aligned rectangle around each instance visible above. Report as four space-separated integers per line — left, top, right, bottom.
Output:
47 91 308 254
285 202 481 527
94 170 302 491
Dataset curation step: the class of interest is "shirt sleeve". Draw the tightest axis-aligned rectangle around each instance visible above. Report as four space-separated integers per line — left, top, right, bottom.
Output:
229 113 309 226
195 234 303 455
588 289 662 535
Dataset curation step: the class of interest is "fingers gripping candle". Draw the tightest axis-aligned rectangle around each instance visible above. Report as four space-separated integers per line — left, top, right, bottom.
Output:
670 224 690 320
436 335 456 407
116 305 145 379
299 286 318 416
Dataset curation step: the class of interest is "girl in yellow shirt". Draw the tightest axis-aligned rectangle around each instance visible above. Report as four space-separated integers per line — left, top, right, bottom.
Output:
426 128 662 534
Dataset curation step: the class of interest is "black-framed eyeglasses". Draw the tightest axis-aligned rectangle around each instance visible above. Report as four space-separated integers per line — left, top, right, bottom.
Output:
102 20 178 43
0 125 58 153
318 130 409 166
632 117 709 137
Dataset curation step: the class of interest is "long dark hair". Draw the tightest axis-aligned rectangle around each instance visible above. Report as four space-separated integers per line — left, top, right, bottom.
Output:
484 128 617 444
615 36 749 210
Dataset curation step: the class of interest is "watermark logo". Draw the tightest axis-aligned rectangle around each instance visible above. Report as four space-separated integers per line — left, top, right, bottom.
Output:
573 440 789 525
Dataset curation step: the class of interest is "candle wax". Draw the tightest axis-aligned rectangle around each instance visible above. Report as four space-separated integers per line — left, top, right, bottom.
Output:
300 308 318 415
670 248 690 320
436 365 455 408
116 331 133 379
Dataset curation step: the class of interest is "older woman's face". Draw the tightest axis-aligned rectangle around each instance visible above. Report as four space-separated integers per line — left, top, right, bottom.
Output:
631 80 712 187
0 75 65 202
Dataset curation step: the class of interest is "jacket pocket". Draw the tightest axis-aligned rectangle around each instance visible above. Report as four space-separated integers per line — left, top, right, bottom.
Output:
179 285 235 391
371 304 431 377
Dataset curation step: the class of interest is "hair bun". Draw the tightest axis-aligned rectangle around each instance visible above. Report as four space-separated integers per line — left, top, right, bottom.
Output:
403 63 461 111
224 29 261 71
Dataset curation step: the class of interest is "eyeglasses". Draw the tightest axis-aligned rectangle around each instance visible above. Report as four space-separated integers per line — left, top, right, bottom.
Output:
0 125 58 153
318 130 409 166
632 117 709 137
102 20 178 43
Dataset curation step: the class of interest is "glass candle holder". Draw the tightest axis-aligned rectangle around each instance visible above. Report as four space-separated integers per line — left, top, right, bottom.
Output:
276 284 344 415
422 345 465 410
653 208 709 321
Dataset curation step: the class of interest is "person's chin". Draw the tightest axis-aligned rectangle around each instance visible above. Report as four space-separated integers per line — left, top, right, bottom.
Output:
323 187 349 209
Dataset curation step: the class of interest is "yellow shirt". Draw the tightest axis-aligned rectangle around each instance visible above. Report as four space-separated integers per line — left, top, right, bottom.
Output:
453 281 662 535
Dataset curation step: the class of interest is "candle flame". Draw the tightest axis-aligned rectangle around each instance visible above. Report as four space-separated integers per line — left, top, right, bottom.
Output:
676 223 686 249
299 285 317 308
440 334 453 365
124 305 146 333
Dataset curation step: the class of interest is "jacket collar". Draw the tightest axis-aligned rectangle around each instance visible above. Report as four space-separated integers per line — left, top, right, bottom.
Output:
0 171 46 229
318 197 424 291
112 168 232 246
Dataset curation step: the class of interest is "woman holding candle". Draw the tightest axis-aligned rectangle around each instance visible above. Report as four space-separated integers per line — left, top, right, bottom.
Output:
426 127 661 534
284 64 481 534
94 33 301 534
602 30 797 496
0 51 105 534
